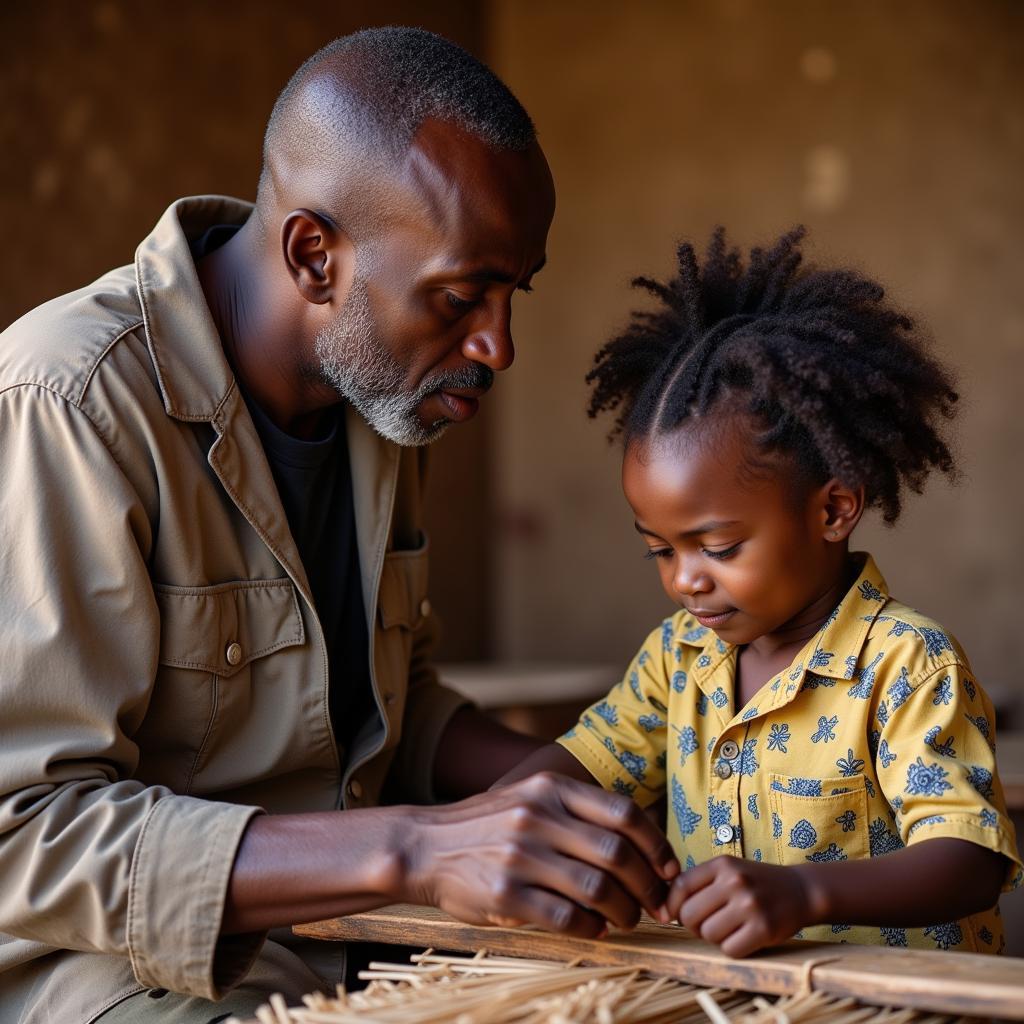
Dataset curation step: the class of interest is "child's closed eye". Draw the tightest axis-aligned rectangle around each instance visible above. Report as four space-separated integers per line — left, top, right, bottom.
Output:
703 543 742 560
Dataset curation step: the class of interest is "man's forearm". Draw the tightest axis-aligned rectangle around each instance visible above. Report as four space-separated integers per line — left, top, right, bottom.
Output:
222 809 409 934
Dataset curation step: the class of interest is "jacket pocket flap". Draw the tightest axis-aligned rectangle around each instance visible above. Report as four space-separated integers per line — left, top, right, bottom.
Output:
378 540 430 630
155 579 305 677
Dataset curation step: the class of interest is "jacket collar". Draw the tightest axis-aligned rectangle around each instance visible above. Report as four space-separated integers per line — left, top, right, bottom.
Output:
134 195 252 422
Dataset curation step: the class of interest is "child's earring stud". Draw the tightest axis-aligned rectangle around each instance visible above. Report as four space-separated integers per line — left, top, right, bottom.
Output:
829 530 839 539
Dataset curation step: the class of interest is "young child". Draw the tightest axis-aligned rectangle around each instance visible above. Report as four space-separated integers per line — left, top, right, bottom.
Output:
508 228 1022 955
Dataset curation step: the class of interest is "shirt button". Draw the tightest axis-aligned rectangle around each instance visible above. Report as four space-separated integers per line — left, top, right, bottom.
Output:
347 779 363 801
419 598 432 618
720 740 740 760
714 761 733 780
225 642 243 667
716 824 735 844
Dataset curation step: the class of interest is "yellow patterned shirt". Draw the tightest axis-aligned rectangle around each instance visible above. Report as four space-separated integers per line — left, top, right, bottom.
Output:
558 554 1022 952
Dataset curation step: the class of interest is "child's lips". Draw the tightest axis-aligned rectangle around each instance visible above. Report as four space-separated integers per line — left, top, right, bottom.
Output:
689 608 736 628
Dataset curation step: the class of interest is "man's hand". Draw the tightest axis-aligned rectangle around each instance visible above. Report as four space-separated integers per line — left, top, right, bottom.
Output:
665 856 815 957
402 772 679 938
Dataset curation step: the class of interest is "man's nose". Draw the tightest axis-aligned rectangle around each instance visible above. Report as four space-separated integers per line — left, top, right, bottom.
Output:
461 303 515 372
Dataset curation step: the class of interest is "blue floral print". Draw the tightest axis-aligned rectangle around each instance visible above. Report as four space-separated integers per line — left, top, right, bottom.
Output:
924 921 963 950
618 750 648 782
710 686 729 708
835 810 857 832
638 712 665 732
908 815 946 836
858 580 883 601
628 670 645 702
696 693 708 716
612 778 636 796
771 777 822 797
802 673 837 690
741 706 759 720
919 626 953 658
671 777 702 836
923 726 956 758
789 819 818 849
735 739 759 776
966 765 994 800
772 812 782 839
868 817 904 856
836 749 865 776
980 809 998 828
880 927 908 947
808 649 835 669
674 724 699 765
848 652 883 699
905 757 952 797
671 670 687 692
595 701 619 726
932 674 953 706
878 739 897 768
807 843 847 862
887 666 913 711
767 723 791 753
811 715 839 743
661 619 675 651
747 793 759 819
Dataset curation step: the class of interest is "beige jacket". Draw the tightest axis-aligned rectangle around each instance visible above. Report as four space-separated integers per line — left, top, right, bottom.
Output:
0 196 468 1023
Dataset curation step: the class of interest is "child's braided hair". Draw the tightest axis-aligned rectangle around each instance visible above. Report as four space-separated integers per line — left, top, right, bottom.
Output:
586 227 959 523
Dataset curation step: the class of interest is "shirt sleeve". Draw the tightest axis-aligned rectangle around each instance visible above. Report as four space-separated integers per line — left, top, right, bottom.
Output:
556 619 674 807
873 659 1023 891
0 384 265 998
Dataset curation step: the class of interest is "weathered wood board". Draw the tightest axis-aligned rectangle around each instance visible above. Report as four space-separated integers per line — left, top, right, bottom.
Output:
295 903 1024 1019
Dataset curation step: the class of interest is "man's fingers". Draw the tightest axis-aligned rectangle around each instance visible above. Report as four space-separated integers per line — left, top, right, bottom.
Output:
539 813 669 917
510 884 608 938
718 920 768 958
551 775 679 880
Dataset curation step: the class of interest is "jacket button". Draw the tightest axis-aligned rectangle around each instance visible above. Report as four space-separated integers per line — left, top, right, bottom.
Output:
714 761 733 780
225 642 243 666
720 740 740 760
715 824 735 844
347 779 363 801
419 598 432 618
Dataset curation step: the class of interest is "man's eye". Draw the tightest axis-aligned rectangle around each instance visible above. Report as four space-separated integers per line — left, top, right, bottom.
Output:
446 292 477 313
703 543 741 561
643 549 672 561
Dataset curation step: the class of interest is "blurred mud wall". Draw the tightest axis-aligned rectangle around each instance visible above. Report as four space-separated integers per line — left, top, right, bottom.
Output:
0 0 493 660
489 0 1024 708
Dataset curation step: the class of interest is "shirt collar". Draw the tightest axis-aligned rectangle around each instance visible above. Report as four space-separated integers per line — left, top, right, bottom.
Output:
134 195 253 422
671 552 890 692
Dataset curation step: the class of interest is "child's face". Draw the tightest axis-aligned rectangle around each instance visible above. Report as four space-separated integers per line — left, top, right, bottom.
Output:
622 417 855 648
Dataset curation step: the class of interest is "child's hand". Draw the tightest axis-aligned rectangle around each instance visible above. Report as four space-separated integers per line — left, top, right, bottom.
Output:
664 856 817 957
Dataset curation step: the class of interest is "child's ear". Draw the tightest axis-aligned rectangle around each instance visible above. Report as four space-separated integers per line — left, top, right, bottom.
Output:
817 479 865 542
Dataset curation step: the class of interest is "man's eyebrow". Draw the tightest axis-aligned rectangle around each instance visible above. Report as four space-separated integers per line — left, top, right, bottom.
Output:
634 519 740 538
444 256 547 286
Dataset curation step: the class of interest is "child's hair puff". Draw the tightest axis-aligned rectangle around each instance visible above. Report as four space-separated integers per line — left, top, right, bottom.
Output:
587 227 959 523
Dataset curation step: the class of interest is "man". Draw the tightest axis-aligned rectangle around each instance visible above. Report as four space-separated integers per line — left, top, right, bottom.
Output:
0 28 677 1023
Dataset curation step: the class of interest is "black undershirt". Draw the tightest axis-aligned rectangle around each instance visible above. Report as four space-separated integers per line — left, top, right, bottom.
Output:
194 224 373 754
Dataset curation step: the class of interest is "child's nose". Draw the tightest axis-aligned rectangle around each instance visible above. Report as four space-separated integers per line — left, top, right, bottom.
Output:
674 557 712 597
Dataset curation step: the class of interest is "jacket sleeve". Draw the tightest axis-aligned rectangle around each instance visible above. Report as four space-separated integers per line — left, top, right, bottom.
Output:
0 384 264 999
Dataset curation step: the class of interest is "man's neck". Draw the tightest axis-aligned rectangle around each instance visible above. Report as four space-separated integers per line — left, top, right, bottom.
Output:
196 223 336 440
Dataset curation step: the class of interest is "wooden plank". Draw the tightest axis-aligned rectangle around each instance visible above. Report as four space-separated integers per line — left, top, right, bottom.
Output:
295 904 1024 1019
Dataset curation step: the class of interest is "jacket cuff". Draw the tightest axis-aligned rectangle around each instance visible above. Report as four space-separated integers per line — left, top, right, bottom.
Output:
127 795 265 998
396 681 473 804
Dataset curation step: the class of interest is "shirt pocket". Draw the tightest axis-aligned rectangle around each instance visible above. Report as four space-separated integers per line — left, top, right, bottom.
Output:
136 579 305 792
768 771 869 867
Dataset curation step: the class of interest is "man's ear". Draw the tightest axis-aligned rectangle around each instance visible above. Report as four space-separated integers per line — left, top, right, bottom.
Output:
817 479 865 542
281 209 354 305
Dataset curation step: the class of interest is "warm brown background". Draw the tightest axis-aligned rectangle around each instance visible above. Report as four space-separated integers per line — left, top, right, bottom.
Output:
3 0 1024 953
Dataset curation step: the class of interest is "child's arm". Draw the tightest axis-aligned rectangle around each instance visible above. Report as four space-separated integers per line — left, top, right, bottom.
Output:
665 839 1006 957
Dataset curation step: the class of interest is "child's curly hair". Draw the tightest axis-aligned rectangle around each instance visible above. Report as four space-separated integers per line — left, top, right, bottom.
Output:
586 227 959 523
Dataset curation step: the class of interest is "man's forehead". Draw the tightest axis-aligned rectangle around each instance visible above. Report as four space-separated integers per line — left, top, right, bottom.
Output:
396 118 554 238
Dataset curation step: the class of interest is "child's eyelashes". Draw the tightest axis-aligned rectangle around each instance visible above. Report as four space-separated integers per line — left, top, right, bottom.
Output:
643 544 742 562
704 543 742 561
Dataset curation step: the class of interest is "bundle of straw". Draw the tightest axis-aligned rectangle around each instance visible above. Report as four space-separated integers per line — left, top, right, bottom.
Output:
228 949 959 1024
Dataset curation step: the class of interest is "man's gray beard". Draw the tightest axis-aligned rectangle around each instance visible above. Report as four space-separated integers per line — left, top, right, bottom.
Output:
313 277 449 447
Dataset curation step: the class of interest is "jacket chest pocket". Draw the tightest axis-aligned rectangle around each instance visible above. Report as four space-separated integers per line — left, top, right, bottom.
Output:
136 579 305 792
768 772 869 866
